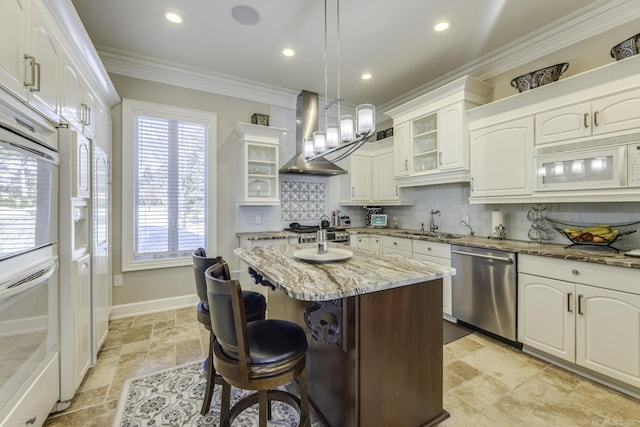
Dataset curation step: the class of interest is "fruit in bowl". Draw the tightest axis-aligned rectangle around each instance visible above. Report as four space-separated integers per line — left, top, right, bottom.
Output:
563 224 620 243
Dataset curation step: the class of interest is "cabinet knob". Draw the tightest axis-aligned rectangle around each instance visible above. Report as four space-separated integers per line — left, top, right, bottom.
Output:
583 113 589 128
428 247 432 251
594 111 599 127
393 242 397 245
571 269 579 275
26 417 37 425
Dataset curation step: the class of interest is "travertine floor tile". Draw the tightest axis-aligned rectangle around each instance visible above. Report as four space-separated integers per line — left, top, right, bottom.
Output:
45 310 640 427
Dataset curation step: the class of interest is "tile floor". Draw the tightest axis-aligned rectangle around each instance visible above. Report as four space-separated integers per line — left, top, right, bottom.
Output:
44 308 640 426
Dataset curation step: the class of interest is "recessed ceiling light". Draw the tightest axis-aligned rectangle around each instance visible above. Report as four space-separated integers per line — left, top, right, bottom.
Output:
361 73 372 80
232 5 260 26
164 11 183 24
434 20 451 32
282 48 295 57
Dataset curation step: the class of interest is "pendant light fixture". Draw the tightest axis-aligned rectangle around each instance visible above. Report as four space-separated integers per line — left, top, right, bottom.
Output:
304 0 375 164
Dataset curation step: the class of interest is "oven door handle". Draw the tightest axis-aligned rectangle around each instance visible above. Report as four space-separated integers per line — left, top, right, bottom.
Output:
0 260 57 301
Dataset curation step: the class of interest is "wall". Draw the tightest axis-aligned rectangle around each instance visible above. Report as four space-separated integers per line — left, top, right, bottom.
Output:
381 183 640 251
110 74 288 307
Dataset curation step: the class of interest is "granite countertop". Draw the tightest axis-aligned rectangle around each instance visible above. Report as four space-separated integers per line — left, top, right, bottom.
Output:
233 244 455 301
237 228 640 269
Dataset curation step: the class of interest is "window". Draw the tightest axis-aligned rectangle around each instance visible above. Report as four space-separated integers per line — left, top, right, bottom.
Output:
121 99 217 271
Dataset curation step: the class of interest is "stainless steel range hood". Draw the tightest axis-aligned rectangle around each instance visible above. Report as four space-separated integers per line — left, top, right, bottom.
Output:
279 90 347 175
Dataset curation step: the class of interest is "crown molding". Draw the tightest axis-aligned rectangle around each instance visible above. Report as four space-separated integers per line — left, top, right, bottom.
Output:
377 0 640 115
96 0 640 114
98 46 299 109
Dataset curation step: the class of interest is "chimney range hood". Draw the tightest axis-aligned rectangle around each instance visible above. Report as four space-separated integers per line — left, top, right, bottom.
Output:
279 90 347 176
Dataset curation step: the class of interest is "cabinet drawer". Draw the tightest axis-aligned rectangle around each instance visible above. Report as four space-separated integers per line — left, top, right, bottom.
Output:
519 254 639 295
381 236 412 252
412 240 450 258
1 353 59 427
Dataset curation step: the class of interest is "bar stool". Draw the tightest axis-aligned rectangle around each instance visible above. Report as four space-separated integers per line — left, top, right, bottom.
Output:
205 261 310 427
192 248 266 416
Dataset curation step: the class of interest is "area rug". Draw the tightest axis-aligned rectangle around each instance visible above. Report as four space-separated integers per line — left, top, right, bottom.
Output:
443 319 473 345
113 361 322 426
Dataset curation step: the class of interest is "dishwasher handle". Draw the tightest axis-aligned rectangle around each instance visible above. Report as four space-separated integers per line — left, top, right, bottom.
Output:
451 249 514 263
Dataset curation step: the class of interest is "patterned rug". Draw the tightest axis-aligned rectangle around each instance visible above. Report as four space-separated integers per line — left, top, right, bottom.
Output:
113 361 322 426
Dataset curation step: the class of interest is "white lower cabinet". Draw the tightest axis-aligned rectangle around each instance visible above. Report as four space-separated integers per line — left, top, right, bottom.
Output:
412 240 452 316
353 234 381 253
518 255 640 390
380 236 412 257
0 353 59 427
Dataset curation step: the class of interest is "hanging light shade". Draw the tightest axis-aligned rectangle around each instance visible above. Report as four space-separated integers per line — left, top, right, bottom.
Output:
339 115 355 142
304 0 375 164
313 131 326 154
304 139 315 158
356 104 375 136
326 124 340 149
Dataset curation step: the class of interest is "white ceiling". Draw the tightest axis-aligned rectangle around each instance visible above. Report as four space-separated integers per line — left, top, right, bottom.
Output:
71 0 606 108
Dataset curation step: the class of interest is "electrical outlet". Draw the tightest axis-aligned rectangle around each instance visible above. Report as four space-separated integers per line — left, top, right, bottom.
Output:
255 215 262 224
113 274 123 287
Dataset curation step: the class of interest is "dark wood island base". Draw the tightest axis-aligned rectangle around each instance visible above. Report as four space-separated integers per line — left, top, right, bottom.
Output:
287 279 449 427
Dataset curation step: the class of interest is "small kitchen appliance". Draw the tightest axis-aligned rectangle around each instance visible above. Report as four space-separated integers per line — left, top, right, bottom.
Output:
370 214 388 228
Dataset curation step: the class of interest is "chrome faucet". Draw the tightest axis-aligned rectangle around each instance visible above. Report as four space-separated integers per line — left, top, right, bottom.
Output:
429 210 441 233
459 219 475 237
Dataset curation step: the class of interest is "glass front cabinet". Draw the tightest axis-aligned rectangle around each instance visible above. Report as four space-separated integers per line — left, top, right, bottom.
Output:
234 123 286 205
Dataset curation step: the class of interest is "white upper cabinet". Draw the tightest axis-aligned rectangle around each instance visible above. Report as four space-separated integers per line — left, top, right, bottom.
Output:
0 0 28 101
0 0 60 123
393 122 410 177
340 138 411 206
234 122 285 206
25 0 60 122
61 50 97 136
469 116 534 199
438 101 466 171
386 76 492 187
535 88 640 145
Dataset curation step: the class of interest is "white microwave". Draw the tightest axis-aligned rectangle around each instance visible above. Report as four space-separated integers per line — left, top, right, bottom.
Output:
535 144 640 191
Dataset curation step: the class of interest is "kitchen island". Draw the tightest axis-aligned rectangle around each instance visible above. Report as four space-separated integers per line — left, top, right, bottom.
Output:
234 243 456 427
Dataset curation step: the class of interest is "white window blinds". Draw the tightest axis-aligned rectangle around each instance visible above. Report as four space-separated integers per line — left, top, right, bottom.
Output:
132 114 207 261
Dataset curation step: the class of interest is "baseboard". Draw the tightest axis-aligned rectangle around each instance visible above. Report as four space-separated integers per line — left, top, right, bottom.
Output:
110 294 199 319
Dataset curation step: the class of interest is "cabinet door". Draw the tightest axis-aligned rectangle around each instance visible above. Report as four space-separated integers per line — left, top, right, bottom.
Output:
0 0 28 101
355 235 371 251
26 0 59 122
518 273 575 362
592 88 640 136
413 252 452 315
393 122 410 177
576 285 640 388
535 102 591 145
377 150 398 201
61 54 84 130
350 154 371 201
72 254 92 390
82 80 97 138
439 102 466 170
470 116 534 198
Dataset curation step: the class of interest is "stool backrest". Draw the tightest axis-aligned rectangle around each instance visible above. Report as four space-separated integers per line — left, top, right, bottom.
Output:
192 248 227 304
205 261 250 374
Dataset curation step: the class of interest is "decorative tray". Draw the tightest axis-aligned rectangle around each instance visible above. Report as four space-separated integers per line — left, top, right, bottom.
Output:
293 248 353 263
546 218 640 252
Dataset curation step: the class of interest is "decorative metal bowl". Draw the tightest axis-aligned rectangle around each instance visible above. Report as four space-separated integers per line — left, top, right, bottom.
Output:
546 218 640 252
610 33 640 60
510 63 569 93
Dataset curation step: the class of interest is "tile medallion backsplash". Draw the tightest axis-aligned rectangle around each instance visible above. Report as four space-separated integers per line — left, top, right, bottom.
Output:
281 181 325 221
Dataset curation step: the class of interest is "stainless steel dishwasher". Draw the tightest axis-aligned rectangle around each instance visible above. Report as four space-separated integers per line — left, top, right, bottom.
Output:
451 245 518 344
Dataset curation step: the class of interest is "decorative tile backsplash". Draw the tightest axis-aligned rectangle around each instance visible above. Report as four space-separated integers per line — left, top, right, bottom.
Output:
281 181 325 221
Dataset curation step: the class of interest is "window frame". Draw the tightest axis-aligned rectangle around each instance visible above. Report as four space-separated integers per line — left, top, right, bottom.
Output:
121 98 217 271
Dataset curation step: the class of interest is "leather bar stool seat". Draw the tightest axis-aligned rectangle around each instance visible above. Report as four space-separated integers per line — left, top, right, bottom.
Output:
192 248 266 416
